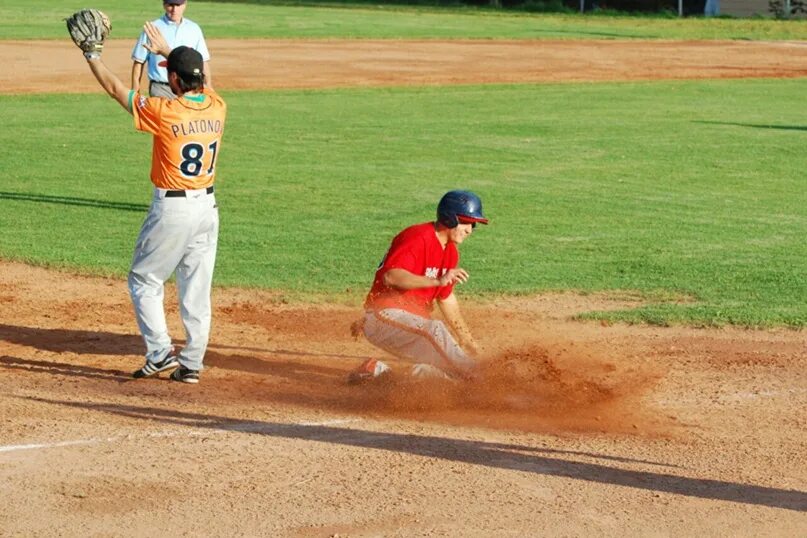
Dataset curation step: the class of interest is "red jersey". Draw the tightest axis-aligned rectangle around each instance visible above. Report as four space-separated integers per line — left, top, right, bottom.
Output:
364 222 458 318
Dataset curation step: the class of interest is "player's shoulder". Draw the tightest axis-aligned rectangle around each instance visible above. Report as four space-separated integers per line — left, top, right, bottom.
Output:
393 222 433 246
150 15 169 28
205 88 225 102
133 91 165 112
196 89 226 112
398 222 432 237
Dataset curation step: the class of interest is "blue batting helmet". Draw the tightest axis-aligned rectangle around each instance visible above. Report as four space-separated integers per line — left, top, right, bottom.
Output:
436 190 489 228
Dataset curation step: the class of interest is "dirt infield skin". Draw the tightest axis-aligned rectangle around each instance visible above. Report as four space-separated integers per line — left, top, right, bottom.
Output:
0 39 806 536
4 38 807 93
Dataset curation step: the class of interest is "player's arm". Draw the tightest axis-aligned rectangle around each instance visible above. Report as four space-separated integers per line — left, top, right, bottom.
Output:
86 58 133 114
383 267 468 290
203 61 213 90
196 29 213 89
131 61 145 92
436 292 479 356
130 27 151 92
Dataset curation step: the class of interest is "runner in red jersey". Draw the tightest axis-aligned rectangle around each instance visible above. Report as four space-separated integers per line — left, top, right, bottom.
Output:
349 190 489 383
365 222 459 318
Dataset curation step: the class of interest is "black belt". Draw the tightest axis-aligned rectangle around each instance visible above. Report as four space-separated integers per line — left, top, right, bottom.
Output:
150 80 170 86
164 186 214 198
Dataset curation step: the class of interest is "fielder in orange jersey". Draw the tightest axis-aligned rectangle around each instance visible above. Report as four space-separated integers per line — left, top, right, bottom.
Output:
72 20 226 384
348 190 489 384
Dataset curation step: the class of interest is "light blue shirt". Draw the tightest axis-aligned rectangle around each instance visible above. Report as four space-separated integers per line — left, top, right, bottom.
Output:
131 14 210 84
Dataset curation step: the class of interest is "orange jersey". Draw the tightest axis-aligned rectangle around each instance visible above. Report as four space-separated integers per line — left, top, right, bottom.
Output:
130 89 227 190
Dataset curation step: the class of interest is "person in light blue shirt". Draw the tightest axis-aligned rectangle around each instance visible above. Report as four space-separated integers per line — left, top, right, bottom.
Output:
131 0 212 99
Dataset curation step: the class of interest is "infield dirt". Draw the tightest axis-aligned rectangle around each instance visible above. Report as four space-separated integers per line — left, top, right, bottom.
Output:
0 39 805 536
4 39 807 93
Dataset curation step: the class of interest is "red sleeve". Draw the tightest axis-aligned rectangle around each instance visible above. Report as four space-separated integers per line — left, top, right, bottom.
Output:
131 92 162 135
436 244 459 300
382 237 422 274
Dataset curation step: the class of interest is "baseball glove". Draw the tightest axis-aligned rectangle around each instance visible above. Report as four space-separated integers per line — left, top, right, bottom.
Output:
65 9 111 59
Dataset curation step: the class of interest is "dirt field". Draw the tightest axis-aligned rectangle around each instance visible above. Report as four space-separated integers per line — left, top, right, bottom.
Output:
0 39 805 536
5 38 807 93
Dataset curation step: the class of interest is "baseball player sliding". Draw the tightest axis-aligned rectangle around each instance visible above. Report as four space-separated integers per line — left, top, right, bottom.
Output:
349 190 489 383
66 10 227 384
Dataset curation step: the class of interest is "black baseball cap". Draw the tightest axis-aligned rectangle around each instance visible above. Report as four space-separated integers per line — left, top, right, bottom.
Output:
164 0 186 5
163 46 203 83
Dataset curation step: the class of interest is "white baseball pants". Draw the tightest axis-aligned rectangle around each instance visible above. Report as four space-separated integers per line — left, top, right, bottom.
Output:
362 308 476 376
128 187 219 371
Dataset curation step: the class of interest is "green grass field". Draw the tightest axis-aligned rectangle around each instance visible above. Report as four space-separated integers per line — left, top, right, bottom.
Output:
1 2 805 327
4 0 807 40
1 79 805 328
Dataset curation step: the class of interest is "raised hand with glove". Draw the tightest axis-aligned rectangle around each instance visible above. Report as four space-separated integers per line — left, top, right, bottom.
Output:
65 9 111 60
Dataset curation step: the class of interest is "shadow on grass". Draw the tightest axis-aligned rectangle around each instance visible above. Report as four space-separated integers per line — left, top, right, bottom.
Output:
695 120 807 132
28 397 807 512
0 192 147 212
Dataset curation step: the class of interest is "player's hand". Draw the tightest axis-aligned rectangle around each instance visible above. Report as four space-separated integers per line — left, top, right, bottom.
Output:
462 337 480 356
65 9 110 60
143 21 171 57
349 317 365 340
438 268 469 287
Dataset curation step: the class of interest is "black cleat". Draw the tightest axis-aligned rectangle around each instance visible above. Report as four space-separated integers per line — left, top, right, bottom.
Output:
170 366 200 384
133 353 179 379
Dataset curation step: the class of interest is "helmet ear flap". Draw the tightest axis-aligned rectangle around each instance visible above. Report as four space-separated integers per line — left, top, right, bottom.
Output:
437 210 458 228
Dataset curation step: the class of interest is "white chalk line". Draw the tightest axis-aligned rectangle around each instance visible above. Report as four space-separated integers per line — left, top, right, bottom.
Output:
0 418 360 454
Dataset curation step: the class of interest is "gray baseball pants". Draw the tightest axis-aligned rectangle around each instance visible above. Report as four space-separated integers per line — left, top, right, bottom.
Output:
362 308 476 375
149 81 176 99
128 187 219 371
